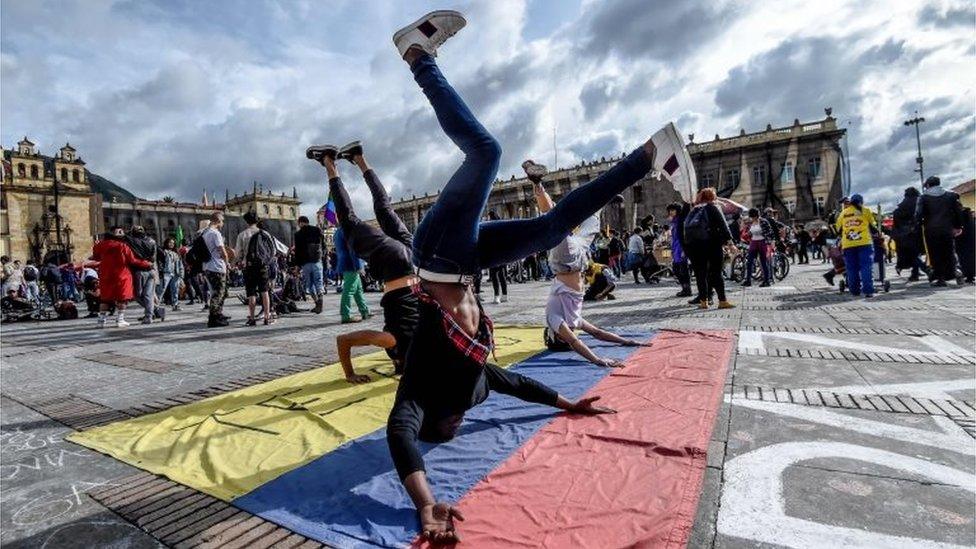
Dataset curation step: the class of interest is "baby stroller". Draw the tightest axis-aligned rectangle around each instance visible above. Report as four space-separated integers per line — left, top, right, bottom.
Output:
833 237 891 294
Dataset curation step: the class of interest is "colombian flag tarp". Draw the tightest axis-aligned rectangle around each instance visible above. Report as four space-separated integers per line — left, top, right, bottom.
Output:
69 327 733 548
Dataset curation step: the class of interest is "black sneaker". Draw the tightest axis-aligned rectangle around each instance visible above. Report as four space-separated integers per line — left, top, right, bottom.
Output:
521 160 548 182
742 281 752 287
823 272 835 286
208 316 229 328
338 141 363 163
245 317 257 327
759 282 771 287
932 280 947 287
675 289 692 297
306 144 339 162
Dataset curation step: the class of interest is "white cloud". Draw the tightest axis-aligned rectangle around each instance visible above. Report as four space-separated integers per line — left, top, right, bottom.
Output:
1 0 973 218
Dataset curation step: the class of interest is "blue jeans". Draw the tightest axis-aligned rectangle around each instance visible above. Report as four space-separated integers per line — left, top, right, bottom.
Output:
410 54 653 276
301 262 324 296
843 245 874 296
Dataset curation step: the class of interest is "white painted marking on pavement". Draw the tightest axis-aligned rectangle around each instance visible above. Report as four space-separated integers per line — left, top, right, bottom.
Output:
727 397 973 455
918 336 975 357
718 442 975 549
806 379 975 401
738 331 966 357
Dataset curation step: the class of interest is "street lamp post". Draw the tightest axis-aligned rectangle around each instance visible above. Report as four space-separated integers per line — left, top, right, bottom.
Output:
903 111 925 186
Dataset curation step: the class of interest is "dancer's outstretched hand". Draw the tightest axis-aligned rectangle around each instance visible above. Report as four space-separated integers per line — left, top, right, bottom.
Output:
596 357 625 368
570 396 616 415
345 373 371 384
420 502 464 545
624 339 652 347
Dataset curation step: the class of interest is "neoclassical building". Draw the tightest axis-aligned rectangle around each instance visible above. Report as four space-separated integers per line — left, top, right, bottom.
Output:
390 114 846 233
1 138 302 263
688 113 846 222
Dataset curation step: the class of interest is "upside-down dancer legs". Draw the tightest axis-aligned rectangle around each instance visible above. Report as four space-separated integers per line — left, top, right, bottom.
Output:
387 10 696 545
307 143 419 381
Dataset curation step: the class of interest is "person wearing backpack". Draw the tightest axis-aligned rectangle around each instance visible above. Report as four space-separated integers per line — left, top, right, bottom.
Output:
22 260 40 302
240 212 276 326
683 187 735 309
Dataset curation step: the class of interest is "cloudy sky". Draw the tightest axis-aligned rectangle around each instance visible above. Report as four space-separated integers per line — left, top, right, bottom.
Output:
2 0 974 216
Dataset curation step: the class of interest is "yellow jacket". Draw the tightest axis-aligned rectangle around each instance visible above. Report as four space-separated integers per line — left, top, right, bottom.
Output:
835 205 877 249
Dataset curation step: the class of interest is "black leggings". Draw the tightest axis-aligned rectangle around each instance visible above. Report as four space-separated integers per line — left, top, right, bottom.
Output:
329 170 414 282
488 266 507 296
687 244 726 302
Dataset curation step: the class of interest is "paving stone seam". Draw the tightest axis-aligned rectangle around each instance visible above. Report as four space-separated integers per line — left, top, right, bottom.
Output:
731 385 976 420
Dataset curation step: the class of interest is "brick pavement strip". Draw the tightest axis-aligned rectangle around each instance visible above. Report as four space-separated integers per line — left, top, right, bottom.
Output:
86 472 324 548
81 350 184 373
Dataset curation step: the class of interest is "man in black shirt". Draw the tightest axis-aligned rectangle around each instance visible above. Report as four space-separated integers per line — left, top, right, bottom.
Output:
293 216 325 312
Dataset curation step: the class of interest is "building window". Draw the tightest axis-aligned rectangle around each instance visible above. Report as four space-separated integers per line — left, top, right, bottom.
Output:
786 200 796 214
72 169 80 182
632 184 644 203
290 207 295 217
167 219 175 227
726 169 740 190
263 205 269 214
17 164 25 177
700 172 714 188
780 161 794 184
61 168 68 181
751 165 766 188
30 165 38 179
808 157 822 179
578 174 591 185
277 205 282 216
815 196 825 216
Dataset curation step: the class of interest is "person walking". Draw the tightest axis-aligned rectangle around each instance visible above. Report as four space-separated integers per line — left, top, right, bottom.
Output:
892 187 926 281
667 202 692 297
683 188 735 308
956 207 975 284
92 226 152 327
627 227 645 284
742 208 774 287
294 215 325 313
157 237 184 311
335 226 371 323
202 212 231 327
608 230 624 277
241 214 276 326
484 212 509 304
835 194 878 297
915 176 964 286
795 224 811 264
127 226 163 324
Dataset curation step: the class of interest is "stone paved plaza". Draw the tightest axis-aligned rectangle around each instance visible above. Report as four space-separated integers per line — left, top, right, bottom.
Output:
1 263 974 548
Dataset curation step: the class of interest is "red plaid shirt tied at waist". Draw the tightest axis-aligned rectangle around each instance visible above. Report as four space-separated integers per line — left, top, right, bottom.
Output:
413 285 494 365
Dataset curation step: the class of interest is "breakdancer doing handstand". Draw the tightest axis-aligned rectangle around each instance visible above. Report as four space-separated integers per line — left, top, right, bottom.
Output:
307 142 420 382
386 10 696 544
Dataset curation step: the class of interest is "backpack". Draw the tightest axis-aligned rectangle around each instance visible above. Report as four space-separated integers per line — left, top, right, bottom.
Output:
23 265 38 282
683 206 712 243
186 233 212 271
246 230 276 269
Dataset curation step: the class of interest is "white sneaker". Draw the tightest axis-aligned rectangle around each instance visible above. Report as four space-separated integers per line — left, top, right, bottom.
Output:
492 296 501 304
650 122 696 202
393 10 466 58
521 160 548 181
97 316 107 328
116 317 130 328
